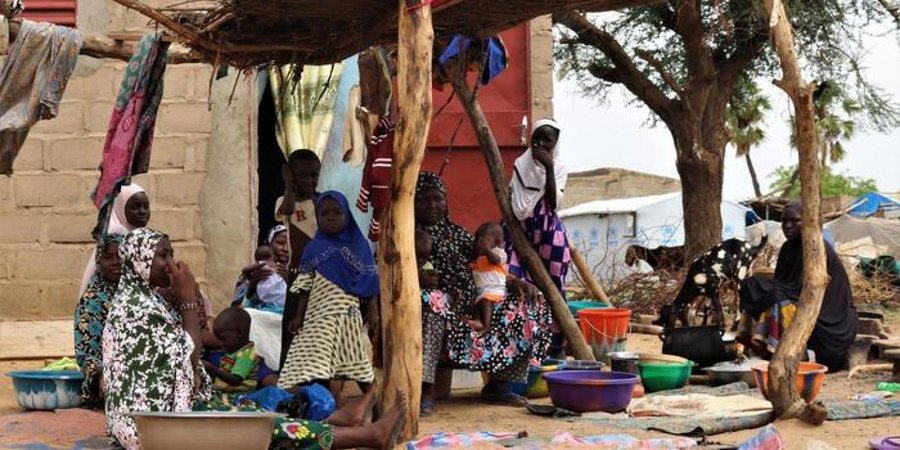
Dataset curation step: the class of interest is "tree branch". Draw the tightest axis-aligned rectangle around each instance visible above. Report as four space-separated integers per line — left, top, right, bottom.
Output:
635 48 684 96
555 11 676 122
673 0 715 81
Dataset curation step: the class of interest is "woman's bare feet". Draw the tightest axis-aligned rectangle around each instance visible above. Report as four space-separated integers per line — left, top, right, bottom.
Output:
372 392 408 450
326 387 377 427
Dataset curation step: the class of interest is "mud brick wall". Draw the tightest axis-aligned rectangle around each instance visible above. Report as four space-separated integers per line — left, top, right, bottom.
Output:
0 1 212 320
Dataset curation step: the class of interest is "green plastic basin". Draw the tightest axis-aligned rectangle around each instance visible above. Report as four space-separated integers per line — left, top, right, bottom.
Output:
637 360 694 393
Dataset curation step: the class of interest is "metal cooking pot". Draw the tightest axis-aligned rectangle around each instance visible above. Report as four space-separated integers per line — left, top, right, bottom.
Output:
608 351 639 374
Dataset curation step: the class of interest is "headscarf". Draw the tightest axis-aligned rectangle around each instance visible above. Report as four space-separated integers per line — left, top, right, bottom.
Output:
510 118 567 221
298 191 379 298
78 184 147 297
416 172 477 306
118 228 166 291
268 224 287 245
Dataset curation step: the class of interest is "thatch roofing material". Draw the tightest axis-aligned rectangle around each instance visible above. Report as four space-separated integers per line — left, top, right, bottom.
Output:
116 0 661 67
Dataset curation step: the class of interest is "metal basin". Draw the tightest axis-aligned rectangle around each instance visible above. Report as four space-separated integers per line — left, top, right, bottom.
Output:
133 411 285 450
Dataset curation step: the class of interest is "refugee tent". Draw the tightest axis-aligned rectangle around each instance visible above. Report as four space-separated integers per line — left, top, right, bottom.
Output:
846 192 900 219
559 192 752 282
825 214 900 260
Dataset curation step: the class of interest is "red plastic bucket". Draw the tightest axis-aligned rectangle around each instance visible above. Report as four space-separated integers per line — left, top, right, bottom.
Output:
578 308 631 362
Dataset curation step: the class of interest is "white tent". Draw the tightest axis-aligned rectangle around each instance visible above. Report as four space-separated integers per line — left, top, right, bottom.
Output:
560 192 753 282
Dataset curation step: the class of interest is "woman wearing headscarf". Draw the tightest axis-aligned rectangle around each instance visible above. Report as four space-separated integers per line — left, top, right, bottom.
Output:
416 172 552 409
507 118 570 357
78 184 150 297
278 191 379 391
102 228 206 449
739 200 858 371
73 233 124 409
103 230 409 450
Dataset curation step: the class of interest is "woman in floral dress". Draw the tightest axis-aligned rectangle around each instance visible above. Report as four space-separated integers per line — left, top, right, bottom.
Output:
415 172 552 410
102 228 406 450
73 234 124 409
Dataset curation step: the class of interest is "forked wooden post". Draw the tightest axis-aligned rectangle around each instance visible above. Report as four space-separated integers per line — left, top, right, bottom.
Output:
450 79 595 361
378 0 433 438
759 0 829 424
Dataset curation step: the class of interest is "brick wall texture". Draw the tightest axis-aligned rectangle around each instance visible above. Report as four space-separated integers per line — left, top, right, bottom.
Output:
0 2 212 319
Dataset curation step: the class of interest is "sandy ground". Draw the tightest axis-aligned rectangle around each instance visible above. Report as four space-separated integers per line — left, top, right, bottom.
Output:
1 328 898 448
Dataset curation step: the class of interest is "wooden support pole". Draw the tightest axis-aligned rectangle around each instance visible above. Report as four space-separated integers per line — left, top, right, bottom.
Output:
569 244 610 303
450 78 595 362
378 0 433 439
759 0 829 425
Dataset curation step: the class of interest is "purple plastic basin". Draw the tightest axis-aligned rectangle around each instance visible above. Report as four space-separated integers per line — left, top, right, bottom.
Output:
542 370 638 413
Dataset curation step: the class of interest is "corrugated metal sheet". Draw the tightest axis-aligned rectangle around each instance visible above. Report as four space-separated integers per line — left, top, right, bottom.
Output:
22 0 77 27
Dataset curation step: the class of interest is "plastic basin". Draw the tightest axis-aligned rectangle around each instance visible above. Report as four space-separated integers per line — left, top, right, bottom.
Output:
133 411 285 450
578 308 631 363
543 370 639 413
567 300 609 318
6 370 83 410
637 360 693 393
751 362 828 402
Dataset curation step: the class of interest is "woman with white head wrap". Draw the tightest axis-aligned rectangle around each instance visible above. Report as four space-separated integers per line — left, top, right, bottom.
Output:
506 118 571 358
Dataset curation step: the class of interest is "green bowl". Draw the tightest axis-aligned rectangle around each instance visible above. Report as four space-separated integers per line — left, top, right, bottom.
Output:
637 360 694 393
567 300 609 318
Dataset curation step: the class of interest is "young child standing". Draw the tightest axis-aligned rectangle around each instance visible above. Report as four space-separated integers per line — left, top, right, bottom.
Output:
204 307 260 393
278 191 379 392
275 149 321 368
468 222 508 332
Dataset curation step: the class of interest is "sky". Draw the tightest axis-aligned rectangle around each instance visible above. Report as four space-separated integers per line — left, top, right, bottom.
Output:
553 28 900 201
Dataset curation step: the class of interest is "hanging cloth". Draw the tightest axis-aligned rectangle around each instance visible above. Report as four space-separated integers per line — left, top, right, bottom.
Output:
269 63 343 159
91 34 168 235
0 20 82 174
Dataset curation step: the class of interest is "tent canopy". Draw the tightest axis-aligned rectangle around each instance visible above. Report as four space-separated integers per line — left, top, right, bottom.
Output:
847 192 900 218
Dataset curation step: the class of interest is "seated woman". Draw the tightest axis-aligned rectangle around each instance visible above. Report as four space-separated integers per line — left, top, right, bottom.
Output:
102 228 407 450
739 201 858 371
73 233 123 409
415 172 552 412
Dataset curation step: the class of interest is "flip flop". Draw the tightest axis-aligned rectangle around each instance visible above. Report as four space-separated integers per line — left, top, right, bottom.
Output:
420 399 434 417
870 437 900 450
480 391 527 407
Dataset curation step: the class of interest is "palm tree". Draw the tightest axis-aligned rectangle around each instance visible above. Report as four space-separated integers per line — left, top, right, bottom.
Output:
727 82 771 198
784 82 859 196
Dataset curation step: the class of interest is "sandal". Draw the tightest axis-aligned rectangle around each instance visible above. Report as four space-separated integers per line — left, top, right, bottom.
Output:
480 391 527 407
870 437 900 450
420 399 434 417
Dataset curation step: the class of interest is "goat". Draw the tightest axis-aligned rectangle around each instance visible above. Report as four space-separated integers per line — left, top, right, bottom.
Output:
625 244 686 271
657 234 769 329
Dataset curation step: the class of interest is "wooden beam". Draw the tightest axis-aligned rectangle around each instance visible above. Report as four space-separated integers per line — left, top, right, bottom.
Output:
378 0 434 439
450 78 595 362
8 20 202 63
759 0 829 425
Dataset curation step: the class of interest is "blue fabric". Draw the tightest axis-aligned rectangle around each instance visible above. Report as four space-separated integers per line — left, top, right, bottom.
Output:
848 192 900 217
299 191 379 297
234 385 294 412
438 34 508 85
295 383 337 421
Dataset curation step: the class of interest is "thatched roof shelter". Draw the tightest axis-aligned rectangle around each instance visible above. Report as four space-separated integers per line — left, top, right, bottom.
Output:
114 0 660 67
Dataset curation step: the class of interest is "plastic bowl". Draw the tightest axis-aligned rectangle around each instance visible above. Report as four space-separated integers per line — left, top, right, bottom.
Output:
637 360 693 393
6 370 83 410
543 370 639 413
561 360 606 371
526 359 563 398
751 362 828 402
133 411 285 450
567 300 610 319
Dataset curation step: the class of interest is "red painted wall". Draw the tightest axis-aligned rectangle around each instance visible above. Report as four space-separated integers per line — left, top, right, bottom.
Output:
423 23 531 232
22 0 77 27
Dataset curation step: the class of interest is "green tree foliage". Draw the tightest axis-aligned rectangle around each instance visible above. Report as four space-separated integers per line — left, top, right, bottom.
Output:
769 165 878 198
727 79 771 197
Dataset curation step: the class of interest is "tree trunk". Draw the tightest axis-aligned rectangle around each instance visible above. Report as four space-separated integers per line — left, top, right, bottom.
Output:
378 1 433 438
745 154 763 198
760 0 829 425
673 129 725 260
450 78 595 362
